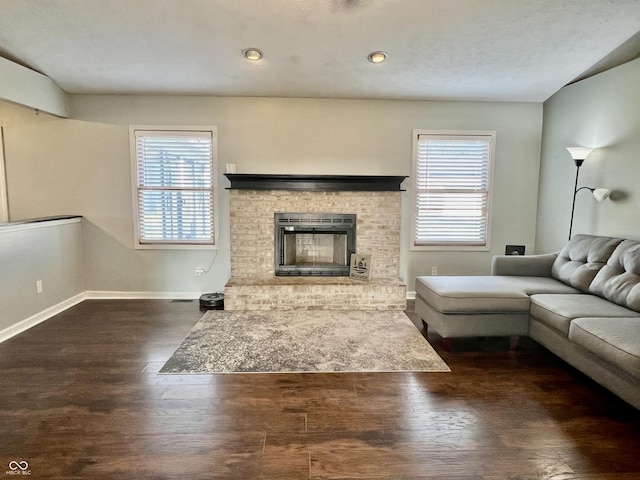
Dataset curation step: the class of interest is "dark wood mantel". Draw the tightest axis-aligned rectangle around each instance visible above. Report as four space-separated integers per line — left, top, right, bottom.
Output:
224 174 407 191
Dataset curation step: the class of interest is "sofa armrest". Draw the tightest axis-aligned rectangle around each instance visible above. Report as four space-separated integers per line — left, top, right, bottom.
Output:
491 253 557 277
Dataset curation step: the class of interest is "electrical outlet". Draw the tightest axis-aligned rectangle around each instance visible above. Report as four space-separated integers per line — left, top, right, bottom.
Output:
431 266 438 276
36 280 43 294
194 267 205 277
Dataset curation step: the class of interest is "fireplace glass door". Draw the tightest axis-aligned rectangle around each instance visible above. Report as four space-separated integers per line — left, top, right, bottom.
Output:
283 231 348 268
275 213 356 276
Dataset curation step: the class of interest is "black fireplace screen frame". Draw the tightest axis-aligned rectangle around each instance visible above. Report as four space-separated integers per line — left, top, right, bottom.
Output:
274 213 356 276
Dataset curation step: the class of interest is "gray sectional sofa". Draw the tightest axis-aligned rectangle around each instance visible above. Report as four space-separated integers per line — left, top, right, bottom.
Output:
415 234 640 409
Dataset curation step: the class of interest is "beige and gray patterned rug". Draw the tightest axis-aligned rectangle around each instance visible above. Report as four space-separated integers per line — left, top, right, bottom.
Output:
160 310 450 374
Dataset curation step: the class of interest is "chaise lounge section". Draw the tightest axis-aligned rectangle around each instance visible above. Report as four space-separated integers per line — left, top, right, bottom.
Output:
415 234 640 409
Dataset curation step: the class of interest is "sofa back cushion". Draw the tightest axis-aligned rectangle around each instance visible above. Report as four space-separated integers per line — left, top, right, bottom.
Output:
551 234 623 292
590 239 640 312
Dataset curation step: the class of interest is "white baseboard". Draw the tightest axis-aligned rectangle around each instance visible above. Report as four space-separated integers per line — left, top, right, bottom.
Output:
406 291 416 300
0 292 87 344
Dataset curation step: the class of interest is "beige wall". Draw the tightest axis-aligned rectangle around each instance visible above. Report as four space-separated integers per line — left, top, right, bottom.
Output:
536 57 640 253
3 95 543 294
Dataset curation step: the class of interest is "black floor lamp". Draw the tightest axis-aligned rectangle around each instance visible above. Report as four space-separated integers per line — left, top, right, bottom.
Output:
566 147 611 240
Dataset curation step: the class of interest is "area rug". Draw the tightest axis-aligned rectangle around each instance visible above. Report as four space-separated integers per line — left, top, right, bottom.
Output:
159 310 450 374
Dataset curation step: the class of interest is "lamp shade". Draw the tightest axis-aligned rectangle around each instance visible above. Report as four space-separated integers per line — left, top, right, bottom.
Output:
592 188 611 202
566 147 594 160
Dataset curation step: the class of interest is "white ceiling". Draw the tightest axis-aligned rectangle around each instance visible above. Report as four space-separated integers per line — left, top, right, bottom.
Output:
1 0 640 102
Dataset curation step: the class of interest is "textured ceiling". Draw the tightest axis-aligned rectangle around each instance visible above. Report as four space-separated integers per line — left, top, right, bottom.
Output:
1 0 640 102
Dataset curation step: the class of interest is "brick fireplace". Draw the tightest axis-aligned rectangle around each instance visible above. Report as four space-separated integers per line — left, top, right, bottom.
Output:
223 174 407 310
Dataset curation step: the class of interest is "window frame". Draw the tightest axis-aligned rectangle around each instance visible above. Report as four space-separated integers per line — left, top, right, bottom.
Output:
129 125 218 250
410 129 496 251
0 126 8 222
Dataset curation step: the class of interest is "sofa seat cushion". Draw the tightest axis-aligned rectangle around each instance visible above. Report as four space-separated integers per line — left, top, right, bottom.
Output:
569 317 640 381
501 276 581 295
529 294 640 336
415 276 578 314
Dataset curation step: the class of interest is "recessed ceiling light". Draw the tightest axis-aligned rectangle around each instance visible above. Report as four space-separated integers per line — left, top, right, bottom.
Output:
367 51 387 63
243 48 263 61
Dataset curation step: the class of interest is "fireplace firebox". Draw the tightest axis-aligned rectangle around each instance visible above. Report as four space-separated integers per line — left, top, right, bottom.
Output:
274 213 356 276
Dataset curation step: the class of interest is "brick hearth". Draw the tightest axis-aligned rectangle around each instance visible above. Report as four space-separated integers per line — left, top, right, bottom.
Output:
224 277 406 310
224 185 406 310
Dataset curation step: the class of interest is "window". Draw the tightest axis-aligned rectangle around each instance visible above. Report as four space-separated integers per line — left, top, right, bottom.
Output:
411 130 495 250
0 126 8 222
130 127 217 248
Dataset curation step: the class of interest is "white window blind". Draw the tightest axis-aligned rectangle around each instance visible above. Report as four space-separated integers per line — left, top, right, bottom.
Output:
133 129 214 245
414 133 494 247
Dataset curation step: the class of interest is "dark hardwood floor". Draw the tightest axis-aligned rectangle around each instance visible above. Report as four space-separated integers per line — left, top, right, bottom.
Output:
0 300 638 479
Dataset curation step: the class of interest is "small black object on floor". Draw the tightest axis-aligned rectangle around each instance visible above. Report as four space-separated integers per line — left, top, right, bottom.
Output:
199 292 224 310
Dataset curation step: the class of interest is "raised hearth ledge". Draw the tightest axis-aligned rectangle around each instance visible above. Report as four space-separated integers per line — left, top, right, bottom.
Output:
224 174 407 191
225 277 406 286
224 277 407 311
